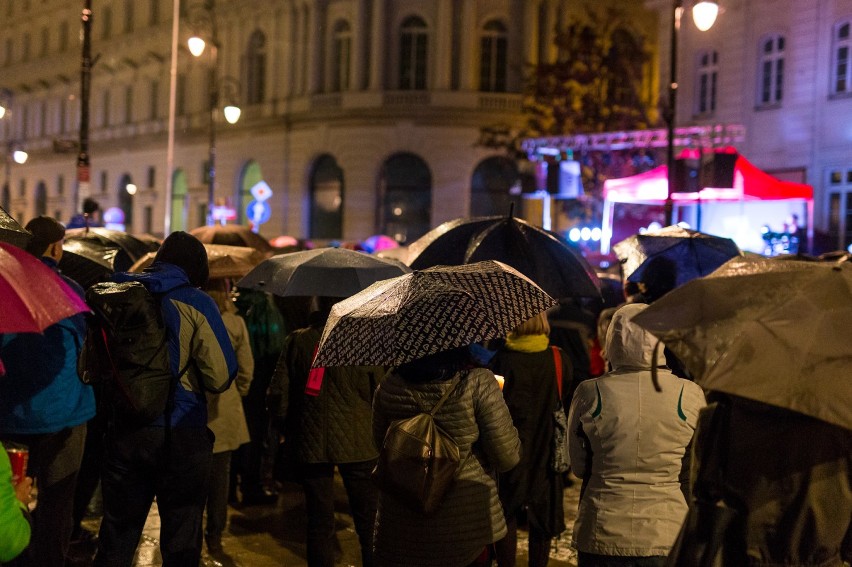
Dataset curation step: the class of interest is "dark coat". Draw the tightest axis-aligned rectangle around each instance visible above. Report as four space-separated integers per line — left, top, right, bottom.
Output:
490 345 572 537
371 367 521 567
269 325 384 464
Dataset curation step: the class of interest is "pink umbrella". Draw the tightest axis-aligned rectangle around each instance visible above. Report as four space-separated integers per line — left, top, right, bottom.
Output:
0 242 90 334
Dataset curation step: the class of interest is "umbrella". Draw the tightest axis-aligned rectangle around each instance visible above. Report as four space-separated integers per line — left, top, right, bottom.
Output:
60 239 122 289
0 207 31 249
130 244 266 280
631 255 852 430
65 227 160 263
362 234 399 254
313 260 557 367
613 225 741 287
237 247 411 298
190 225 274 255
407 215 600 298
0 242 90 333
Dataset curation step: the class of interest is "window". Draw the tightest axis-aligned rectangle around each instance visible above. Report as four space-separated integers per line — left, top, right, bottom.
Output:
57 174 64 196
244 30 266 105
102 89 111 126
100 171 108 193
480 20 508 92
147 166 156 188
470 157 520 216
332 20 352 92
149 0 160 25
309 155 344 239
833 21 852 94
758 34 785 106
696 49 718 114
59 21 69 52
38 100 46 137
123 86 133 124
149 80 159 120
34 182 47 216
176 74 186 116
827 168 852 249
101 7 113 39
4 38 12 66
39 26 48 57
124 0 134 33
399 16 428 90
379 153 432 243
18 179 26 198
22 33 30 61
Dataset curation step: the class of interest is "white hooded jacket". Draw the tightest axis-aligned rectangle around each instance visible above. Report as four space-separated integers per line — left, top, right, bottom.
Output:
567 303 706 557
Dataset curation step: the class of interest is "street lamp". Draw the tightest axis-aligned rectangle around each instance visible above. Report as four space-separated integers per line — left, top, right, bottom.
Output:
188 1 242 227
664 0 719 226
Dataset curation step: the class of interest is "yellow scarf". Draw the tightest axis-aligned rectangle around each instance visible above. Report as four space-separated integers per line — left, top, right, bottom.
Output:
505 333 549 353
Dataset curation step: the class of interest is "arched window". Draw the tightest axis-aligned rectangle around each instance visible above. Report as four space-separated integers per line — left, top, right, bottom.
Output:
470 157 520 217
480 20 508 92
832 20 852 95
309 154 344 239
379 153 431 243
695 49 718 114
758 34 785 106
399 16 428 90
34 181 47 216
237 161 264 225
118 173 134 230
170 169 188 232
1 183 9 212
245 30 266 105
332 20 352 92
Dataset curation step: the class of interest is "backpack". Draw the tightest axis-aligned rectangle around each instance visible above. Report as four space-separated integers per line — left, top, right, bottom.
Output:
371 374 463 515
80 281 188 424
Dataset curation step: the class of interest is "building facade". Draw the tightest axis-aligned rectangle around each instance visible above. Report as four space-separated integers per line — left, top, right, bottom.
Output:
1 0 601 243
646 0 852 251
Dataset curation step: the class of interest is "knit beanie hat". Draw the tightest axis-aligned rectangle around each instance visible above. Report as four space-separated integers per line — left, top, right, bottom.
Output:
24 216 66 257
154 231 209 288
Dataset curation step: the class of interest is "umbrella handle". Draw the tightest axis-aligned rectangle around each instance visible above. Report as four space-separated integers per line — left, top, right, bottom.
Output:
651 340 663 392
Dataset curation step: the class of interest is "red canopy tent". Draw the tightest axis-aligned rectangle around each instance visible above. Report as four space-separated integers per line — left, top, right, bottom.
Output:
601 149 813 254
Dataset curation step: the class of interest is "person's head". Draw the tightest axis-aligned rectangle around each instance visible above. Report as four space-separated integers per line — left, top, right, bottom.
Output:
396 347 471 382
24 215 65 260
603 303 665 370
204 278 236 314
509 311 550 338
154 231 209 287
82 198 100 216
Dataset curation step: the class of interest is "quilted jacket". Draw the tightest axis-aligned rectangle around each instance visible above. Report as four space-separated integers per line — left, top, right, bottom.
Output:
270 325 384 464
371 367 521 567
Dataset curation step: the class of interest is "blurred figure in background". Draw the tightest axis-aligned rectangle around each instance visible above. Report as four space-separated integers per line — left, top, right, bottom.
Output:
491 312 573 567
0 441 33 563
203 279 254 555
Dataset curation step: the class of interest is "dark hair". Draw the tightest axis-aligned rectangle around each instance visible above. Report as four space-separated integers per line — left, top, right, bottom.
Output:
639 256 678 303
24 215 65 257
396 347 471 383
154 231 209 287
82 198 100 215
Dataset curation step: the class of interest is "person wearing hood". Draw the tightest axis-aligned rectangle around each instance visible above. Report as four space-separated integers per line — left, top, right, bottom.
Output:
93 231 238 567
567 303 705 567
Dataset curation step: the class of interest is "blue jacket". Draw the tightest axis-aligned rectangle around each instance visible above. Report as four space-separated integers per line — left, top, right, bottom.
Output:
112 262 238 428
0 258 95 435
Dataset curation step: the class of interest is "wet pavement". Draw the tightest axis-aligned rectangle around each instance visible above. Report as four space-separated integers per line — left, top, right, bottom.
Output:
71 477 581 567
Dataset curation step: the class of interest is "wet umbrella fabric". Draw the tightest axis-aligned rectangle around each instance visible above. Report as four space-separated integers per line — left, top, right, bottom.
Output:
632 256 852 430
407 215 600 298
0 242 90 333
237 247 411 298
190 224 274 255
65 227 160 263
0 207 31 249
130 244 265 280
614 225 741 288
313 260 558 367
60 239 121 289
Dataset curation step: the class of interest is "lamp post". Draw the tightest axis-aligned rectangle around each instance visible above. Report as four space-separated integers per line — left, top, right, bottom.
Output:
664 0 719 226
188 0 241 227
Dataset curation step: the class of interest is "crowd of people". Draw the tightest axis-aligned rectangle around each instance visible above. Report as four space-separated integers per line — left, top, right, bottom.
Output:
0 213 849 567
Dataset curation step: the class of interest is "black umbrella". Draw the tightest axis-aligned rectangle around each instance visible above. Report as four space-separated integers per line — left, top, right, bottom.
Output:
613 225 741 288
59 239 122 289
65 227 160 263
237 247 411 298
0 207 32 249
407 214 600 298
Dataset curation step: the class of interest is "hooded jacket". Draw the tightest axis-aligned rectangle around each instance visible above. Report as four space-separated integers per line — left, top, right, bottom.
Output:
567 303 706 557
112 262 237 428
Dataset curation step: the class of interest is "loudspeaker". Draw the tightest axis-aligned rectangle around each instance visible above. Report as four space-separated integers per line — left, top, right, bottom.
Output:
701 153 737 188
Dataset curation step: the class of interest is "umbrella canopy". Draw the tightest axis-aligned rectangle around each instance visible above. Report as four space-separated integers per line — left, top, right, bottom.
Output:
407 215 600 298
60 239 121 289
614 225 741 287
65 227 160 262
631 256 852 430
0 207 31 249
313 260 557 367
130 244 265 280
237 247 411 298
190 225 274 255
0 242 90 333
